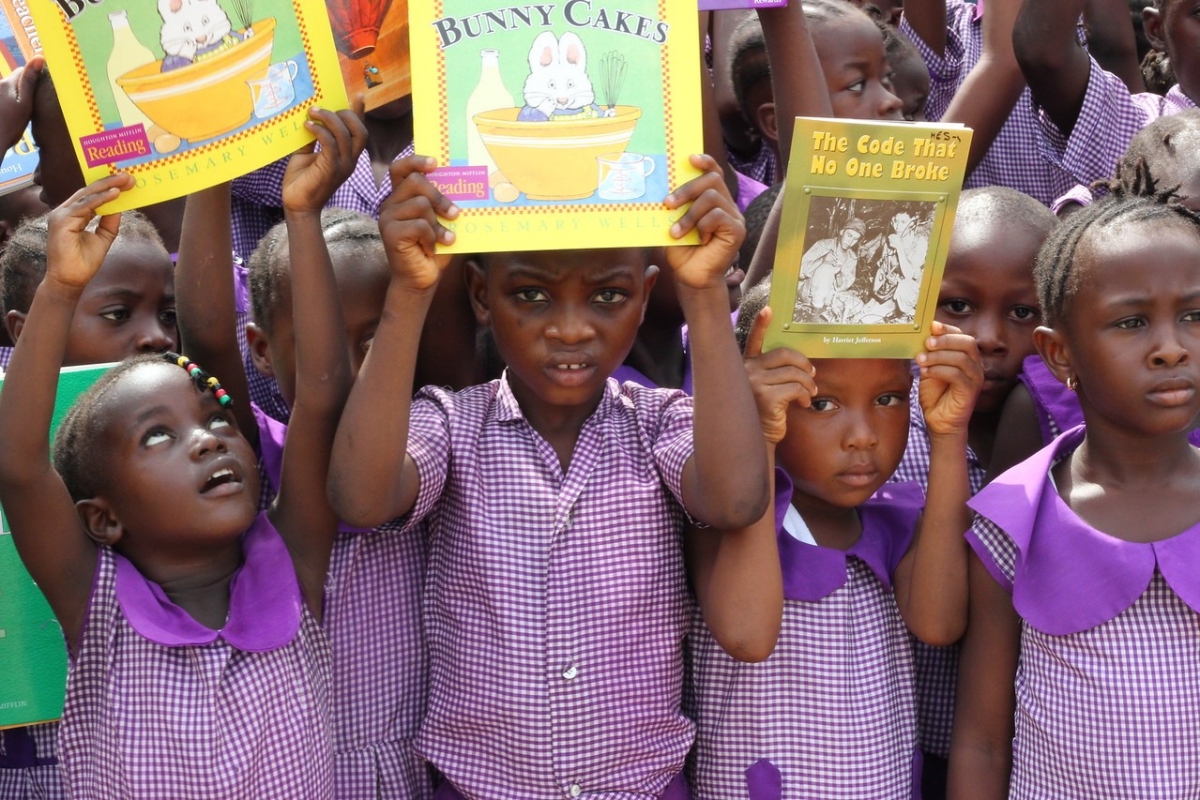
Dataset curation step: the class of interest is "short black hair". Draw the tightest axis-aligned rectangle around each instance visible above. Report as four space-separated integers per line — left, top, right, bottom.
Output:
1034 192 1200 325
735 278 772 353
955 186 1057 244
0 210 163 317
247 207 383 333
729 18 769 130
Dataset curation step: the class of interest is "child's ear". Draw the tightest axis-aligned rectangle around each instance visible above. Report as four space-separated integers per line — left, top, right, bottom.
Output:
75 497 124 547
465 257 491 328
640 264 660 324
1143 6 1166 52
756 101 778 150
1034 325 1072 386
5 309 25 343
245 322 275 378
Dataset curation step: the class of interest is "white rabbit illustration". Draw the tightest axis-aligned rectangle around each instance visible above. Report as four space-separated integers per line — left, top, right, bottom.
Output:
158 0 239 71
517 31 611 122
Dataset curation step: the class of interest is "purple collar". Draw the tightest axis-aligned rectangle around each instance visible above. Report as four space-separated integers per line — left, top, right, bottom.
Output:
496 369 622 425
970 426 1200 634
114 513 302 651
774 470 924 601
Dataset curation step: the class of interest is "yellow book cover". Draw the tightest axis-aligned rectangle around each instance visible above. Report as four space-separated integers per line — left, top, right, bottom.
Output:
765 116 973 359
410 0 703 253
27 0 348 213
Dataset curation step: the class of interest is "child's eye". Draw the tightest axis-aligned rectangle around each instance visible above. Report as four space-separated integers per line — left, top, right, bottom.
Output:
1114 317 1145 330
160 308 178 326
876 392 907 407
142 428 172 446
100 307 131 322
810 398 837 412
515 288 548 302
594 289 625 304
846 79 866 94
1182 310 1200 323
1010 305 1039 322
939 299 973 315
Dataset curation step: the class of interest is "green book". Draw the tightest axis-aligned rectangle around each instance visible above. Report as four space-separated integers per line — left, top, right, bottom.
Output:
0 362 110 730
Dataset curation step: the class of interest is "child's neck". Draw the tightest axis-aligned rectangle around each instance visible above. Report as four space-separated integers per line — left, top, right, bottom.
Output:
517 391 605 475
791 494 863 551
135 543 243 630
363 112 414 189
624 320 686 389
967 411 1000 466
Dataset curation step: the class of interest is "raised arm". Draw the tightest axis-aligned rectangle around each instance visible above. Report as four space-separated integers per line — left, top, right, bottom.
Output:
0 175 132 651
268 108 366 619
327 156 458 528
1084 0 1144 93
940 0 1027 175
894 322 983 645
699 11 738 201
1014 0 1092 137
686 307 812 662
175 182 258 444
757 3 832 172
900 0 948 58
0 57 41 156
667 155 767 529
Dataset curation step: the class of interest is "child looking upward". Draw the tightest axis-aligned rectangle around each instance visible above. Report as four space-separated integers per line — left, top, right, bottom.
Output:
328 154 774 799
951 192 1200 798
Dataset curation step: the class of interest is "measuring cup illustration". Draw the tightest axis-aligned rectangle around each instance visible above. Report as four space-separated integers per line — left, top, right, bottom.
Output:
249 60 300 119
596 152 656 201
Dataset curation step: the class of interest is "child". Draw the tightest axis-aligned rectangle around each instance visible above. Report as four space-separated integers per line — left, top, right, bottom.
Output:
175 116 434 799
889 186 1055 799
0 114 352 796
950 192 1200 797
0 207 175 800
879 21 931 122
687 285 982 798
328 153 774 798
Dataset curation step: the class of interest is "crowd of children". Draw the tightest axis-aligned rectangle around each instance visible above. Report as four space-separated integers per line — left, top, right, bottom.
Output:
0 0 1199 798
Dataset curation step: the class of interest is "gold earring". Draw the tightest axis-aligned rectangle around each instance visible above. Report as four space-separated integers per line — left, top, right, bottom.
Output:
1066 375 1078 392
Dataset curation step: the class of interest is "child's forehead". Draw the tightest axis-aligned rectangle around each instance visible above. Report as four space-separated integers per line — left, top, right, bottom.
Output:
811 357 913 388
488 247 648 279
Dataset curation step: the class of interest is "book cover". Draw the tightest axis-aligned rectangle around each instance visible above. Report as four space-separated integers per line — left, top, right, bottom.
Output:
764 117 972 359
329 0 409 112
0 0 40 197
410 0 704 253
26 0 348 213
0 363 109 730
697 1 786 10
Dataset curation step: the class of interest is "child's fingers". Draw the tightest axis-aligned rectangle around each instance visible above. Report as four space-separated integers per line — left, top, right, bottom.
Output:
743 306 772 359
339 108 369 155
381 193 456 251
385 160 459 223
304 107 345 160
58 174 133 221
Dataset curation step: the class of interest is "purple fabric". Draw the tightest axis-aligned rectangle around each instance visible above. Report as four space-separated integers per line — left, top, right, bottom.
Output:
900 0 1078 205
1038 56 1198 190
890 376 985 759
435 772 690 800
968 427 1200 797
727 139 777 188
0 723 60 800
735 171 768 214
404 374 696 800
0 347 11 371
60 518 334 798
1051 182 1094 214
687 475 923 799
114 514 301 651
251 404 433 798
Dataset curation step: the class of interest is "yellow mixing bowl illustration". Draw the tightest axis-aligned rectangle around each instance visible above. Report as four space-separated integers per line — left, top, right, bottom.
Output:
116 18 277 143
473 106 642 200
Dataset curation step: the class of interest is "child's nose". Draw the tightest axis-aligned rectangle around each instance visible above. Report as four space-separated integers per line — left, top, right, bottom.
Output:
843 411 879 449
136 321 175 354
190 426 227 458
546 308 595 344
876 85 904 121
973 316 1007 356
1151 331 1190 367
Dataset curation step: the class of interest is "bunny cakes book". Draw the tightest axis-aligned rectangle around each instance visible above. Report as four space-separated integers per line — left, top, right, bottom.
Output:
0 364 109 729
411 0 703 252
764 116 972 359
25 0 347 212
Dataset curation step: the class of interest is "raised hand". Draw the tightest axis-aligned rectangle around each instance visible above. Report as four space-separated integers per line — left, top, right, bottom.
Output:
44 173 134 293
916 320 984 438
0 57 41 154
378 155 459 293
664 154 746 292
282 107 369 214
742 306 818 443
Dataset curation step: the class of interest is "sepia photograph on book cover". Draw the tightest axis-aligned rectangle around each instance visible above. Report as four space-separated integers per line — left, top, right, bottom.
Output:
0 0 40 196
765 117 972 359
27 0 347 213
328 0 409 112
411 0 703 253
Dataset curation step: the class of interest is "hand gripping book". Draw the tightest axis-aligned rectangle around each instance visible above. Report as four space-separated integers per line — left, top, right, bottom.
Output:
0 364 108 730
410 0 704 253
26 0 348 213
764 116 972 358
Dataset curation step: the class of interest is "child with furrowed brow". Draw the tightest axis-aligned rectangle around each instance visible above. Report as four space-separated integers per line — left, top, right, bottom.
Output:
328 153 779 799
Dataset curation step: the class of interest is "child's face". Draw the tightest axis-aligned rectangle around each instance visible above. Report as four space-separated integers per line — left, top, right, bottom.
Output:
468 248 655 420
1048 222 1200 436
92 362 259 557
889 50 929 121
776 358 911 511
812 12 904 121
252 245 390 408
30 75 86 207
1145 0 1200 103
12 239 178 366
937 220 1042 414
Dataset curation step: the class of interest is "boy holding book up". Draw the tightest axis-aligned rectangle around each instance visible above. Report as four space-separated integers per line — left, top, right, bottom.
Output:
328 152 779 799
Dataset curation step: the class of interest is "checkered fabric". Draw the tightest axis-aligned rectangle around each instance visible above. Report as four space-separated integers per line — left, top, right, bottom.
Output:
901 0 1078 205
404 374 696 800
727 140 777 189
890 379 985 758
58 530 334 798
0 725 63 799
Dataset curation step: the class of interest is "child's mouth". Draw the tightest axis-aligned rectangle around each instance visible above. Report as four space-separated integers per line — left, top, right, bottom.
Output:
201 467 241 495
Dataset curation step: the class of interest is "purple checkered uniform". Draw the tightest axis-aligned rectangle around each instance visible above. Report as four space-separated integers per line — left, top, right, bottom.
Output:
58 514 334 798
968 426 1200 798
253 404 432 799
0 724 62 800
687 473 923 799
403 374 696 800
901 0 1078 206
889 378 985 759
1036 56 1197 189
